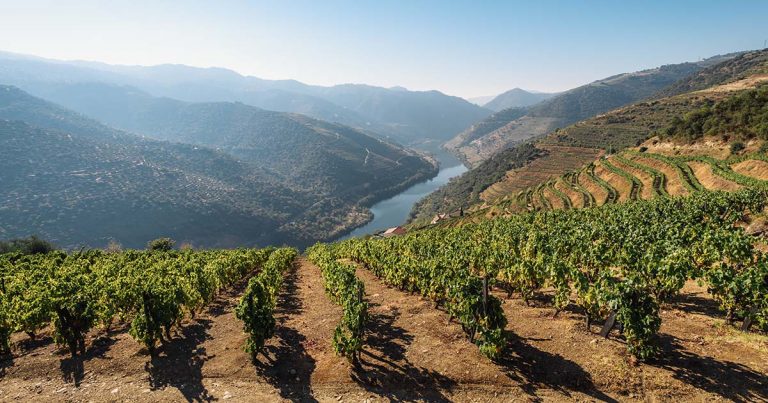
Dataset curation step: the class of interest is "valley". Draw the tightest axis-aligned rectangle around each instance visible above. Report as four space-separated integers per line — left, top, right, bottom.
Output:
2 5 768 400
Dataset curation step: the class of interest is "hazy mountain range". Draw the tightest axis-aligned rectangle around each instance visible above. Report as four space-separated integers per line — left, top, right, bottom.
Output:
0 51 491 154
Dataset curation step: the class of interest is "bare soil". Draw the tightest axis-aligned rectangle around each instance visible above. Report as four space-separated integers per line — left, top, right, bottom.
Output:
732 159 768 181
1 260 767 402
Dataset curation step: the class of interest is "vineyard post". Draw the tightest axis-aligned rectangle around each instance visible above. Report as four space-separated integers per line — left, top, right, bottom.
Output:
599 311 617 338
482 275 488 318
741 305 759 331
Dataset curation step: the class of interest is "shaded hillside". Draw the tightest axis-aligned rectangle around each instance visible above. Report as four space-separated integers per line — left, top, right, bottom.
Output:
0 51 491 153
0 119 305 248
483 88 557 111
414 49 767 222
0 86 436 248
446 57 730 166
27 82 437 205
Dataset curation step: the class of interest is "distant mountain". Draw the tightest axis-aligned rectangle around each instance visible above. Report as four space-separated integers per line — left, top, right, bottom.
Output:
0 51 491 154
0 85 436 248
307 84 491 150
482 88 558 111
445 58 724 166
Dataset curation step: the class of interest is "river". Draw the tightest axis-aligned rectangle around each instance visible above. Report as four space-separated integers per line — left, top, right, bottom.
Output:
337 155 468 240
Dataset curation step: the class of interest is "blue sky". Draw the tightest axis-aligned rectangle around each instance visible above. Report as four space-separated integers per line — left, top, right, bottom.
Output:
0 0 766 98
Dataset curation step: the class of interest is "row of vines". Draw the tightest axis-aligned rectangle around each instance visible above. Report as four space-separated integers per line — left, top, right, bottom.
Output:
0 247 274 357
236 248 297 360
306 244 368 362
328 188 768 360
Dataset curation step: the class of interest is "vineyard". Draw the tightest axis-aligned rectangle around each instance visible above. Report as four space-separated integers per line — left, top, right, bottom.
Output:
332 189 768 360
0 247 304 359
2 92 768 402
1 188 768 399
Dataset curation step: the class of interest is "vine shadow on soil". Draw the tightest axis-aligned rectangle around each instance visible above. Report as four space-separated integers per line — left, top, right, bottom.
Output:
668 292 723 317
652 334 768 402
496 331 618 402
0 352 12 378
144 318 214 403
350 302 457 402
254 265 317 402
59 330 118 386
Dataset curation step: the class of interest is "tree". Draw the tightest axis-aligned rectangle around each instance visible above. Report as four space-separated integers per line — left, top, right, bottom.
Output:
147 238 175 252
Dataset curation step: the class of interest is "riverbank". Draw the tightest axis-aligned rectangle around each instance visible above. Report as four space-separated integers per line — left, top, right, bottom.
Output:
336 154 467 240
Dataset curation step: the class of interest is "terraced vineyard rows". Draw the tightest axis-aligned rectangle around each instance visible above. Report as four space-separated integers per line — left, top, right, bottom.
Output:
480 145 603 202
494 149 768 215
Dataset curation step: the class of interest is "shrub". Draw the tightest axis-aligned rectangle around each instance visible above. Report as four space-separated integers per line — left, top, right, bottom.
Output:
731 142 746 155
147 238 175 252
0 236 55 255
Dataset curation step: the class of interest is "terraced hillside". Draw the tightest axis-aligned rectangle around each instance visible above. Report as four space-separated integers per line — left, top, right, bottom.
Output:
412 49 768 223
444 136 765 224
480 145 603 203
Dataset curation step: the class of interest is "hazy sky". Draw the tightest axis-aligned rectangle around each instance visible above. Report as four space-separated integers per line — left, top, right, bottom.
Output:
1 0 766 98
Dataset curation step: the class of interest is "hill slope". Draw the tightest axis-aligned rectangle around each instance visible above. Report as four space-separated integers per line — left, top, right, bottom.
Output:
0 86 436 248
445 56 736 166
413 49 767 222
24 82 437 205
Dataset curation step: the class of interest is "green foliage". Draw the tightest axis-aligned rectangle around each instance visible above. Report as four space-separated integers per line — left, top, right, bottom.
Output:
147 238 175 252
235 248 297 360
0 247 273 357
606 281 661 360
0 236 55 255
330 188 768 360
663 85 768 140
731 142 746 155
307 244 368 362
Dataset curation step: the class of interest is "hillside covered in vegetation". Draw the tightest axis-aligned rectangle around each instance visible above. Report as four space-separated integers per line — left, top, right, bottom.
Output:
0 86 437 248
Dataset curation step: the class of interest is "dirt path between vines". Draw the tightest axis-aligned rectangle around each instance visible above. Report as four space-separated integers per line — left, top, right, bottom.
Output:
2 259 767 402
0 258 369 402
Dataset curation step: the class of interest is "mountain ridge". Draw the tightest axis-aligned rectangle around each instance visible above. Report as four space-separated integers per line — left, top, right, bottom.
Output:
0 51 491 153
444 53 746 167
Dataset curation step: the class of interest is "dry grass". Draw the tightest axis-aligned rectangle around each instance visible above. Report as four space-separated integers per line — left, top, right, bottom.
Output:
629 154 690 196
577 170 610 206
610 157 655 200
594 161 632 202
554 178 587 208
687 161 742 191
732 159 768 181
